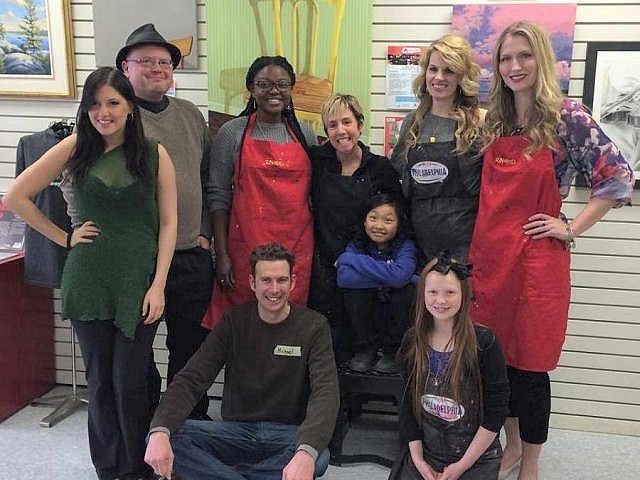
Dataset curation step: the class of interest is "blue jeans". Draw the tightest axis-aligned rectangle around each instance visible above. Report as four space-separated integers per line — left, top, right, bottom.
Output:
171 420 329 479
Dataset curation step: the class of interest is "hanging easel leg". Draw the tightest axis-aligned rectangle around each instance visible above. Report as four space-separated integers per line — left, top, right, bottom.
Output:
30 323 88 428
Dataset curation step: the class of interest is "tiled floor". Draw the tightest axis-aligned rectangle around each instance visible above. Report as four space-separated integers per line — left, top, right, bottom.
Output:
1 386 638 479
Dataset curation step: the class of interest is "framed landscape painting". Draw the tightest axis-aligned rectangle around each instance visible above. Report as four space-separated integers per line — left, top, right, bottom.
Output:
0 0 75 98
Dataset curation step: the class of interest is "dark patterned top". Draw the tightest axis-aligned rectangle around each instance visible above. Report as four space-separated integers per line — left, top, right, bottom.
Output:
514 99 634 207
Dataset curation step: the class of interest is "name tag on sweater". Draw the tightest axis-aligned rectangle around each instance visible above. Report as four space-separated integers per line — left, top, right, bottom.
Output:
274 345 302 357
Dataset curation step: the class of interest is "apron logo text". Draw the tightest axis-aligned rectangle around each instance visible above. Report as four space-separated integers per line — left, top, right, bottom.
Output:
494 156 517 165
411 161 449 184
422 393 465 422
264 159 286 167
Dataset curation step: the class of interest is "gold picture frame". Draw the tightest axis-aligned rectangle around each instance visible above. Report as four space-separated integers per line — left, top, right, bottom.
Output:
0 0 76 98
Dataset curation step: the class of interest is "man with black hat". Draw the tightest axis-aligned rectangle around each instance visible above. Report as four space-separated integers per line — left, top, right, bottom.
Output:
117 23 214 420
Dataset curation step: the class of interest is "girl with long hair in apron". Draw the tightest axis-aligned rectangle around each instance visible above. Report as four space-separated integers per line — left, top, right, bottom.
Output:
391 253 509 480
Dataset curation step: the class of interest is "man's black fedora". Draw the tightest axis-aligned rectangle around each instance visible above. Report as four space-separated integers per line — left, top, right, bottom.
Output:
116 23 182 71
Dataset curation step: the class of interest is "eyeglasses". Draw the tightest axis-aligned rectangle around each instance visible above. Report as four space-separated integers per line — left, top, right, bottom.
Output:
252 80 293 93
126 57 174 69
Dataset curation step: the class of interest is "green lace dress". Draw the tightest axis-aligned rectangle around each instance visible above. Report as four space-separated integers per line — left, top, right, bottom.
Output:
61 139 159 339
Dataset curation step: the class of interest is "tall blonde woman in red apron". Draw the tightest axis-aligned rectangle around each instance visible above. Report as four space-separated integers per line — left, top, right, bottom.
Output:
203 56 317 329
468 22 634 480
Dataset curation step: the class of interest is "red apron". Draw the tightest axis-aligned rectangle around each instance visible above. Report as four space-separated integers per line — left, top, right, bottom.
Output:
201 113 313 329
468 136 570 372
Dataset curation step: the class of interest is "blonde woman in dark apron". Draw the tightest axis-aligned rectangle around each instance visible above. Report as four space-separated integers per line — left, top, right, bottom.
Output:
469 22 634 480
390 34 485 263
390 253 509 480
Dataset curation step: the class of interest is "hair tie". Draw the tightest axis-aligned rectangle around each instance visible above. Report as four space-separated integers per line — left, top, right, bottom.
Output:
432 250 472 280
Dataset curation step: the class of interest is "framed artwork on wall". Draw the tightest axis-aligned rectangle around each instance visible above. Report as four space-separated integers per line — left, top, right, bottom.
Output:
583 41 640 187
206 0 372 139
0 0 75 98
451 3 577 104
92 0 198 71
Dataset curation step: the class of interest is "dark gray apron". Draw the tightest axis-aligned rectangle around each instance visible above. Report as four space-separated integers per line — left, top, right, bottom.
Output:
406 141 480 262
389 368 501 479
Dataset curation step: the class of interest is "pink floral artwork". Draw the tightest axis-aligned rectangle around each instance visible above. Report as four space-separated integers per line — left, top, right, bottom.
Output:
452 3 577 103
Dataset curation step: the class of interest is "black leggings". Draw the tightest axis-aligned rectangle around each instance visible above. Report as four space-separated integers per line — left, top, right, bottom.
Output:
506 366 551 444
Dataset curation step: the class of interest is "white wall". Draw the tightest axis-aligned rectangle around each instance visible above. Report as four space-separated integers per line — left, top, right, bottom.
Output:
1 0 638 435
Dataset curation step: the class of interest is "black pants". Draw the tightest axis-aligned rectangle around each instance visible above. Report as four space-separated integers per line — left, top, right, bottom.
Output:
73 319 158 480
343 284 415 356
148 247 214 418
506 366 551 444
308 255 351 359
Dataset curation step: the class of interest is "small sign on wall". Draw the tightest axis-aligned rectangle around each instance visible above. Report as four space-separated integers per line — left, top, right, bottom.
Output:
385 46 427 110
384 115 406 158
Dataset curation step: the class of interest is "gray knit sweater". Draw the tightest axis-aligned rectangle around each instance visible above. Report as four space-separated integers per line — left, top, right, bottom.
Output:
139 97 213 249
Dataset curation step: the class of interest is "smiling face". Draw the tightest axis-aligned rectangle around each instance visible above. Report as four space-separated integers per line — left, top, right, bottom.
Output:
250 65 293 122
364 203 399 249
324 106 363 154
498 34 538 99
425 51 461 106
121 45 174 102
87 84 132 148
424 270 462 324
249 259 296 323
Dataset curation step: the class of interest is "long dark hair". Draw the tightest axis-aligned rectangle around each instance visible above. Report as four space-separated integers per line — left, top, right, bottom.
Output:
67 66 147 182
407 255 481 418
237 55 311 157
352 193 411 255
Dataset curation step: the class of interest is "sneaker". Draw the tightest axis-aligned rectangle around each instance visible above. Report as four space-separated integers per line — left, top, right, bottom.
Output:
348 352 375 372
374 354 398 374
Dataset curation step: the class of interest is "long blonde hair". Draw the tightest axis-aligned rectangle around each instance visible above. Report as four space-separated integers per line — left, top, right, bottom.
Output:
406 256 481 418
402 34 481 160
484 21 563 154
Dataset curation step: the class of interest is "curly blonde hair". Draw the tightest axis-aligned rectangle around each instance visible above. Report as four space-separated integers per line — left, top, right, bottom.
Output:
401 34 481 160
484 21 563 154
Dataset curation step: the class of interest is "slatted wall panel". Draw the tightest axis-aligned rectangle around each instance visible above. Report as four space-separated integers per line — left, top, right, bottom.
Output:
370 0 640 436
0 0 224 399
0 0 638 433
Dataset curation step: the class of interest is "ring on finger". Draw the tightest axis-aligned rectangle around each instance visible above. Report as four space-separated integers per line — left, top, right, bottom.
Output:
542 220 546 227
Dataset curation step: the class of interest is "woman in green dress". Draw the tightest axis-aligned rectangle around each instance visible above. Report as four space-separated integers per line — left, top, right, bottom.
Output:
3 66 177 480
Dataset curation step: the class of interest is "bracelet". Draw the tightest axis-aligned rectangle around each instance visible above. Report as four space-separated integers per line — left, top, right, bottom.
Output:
66 231 73 250
564 222 576 250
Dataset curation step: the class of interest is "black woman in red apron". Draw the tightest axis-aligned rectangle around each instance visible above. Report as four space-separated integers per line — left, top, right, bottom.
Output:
390 253 509 480
469 22 634 480
203 56 317 329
